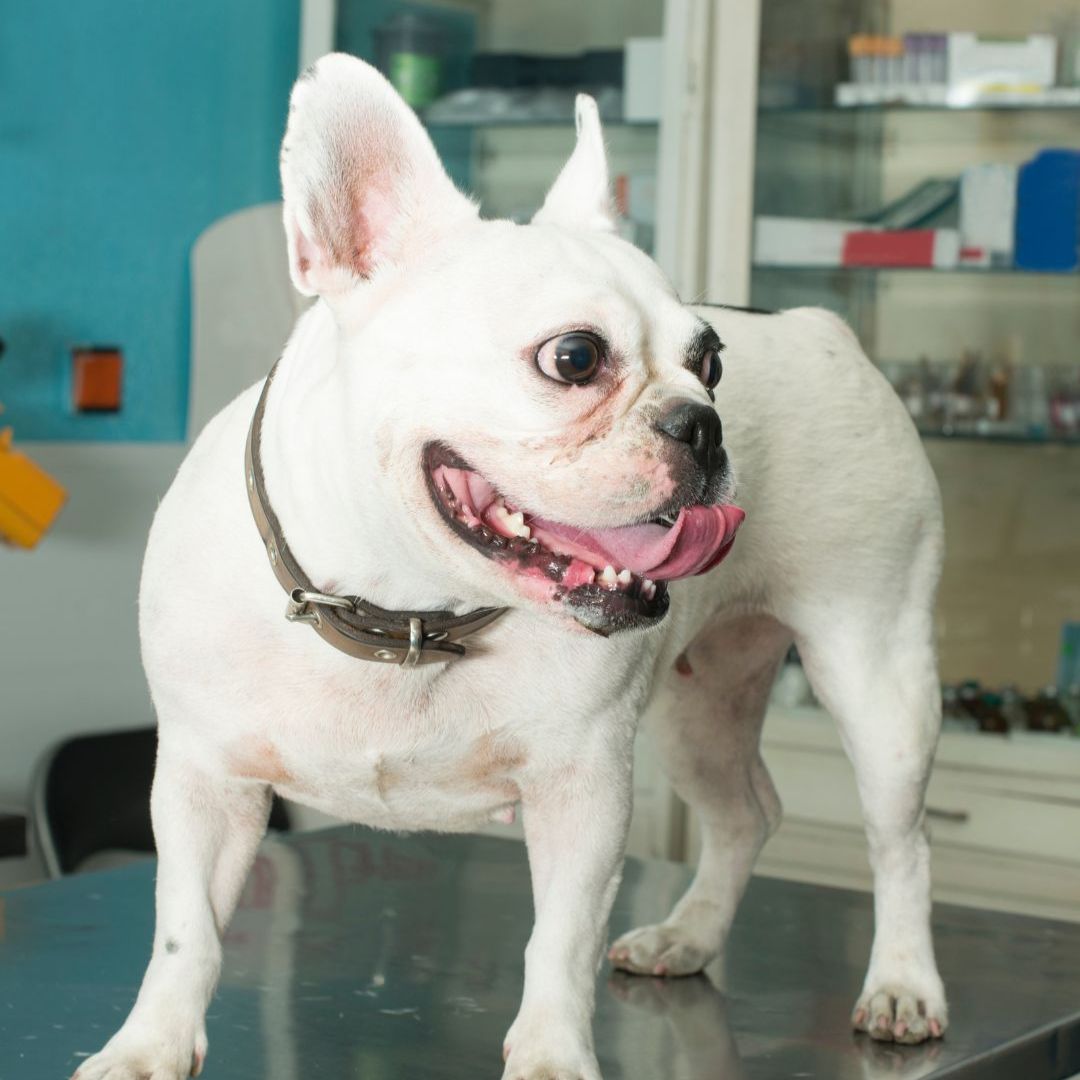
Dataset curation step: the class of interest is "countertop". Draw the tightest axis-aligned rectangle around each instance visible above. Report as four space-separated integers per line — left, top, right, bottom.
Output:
1 827 1078 1079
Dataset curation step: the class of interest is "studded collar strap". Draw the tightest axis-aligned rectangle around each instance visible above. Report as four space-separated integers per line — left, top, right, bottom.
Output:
244 360 506 666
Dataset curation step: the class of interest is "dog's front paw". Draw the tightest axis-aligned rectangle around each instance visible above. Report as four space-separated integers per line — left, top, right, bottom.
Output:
501 1020 601 1080
607 922 716 977
500 1050 601 1080
72 1021 207 1080
852 982 947 1045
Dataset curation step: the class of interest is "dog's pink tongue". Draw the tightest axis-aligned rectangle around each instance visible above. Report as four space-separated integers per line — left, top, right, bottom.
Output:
531 504 745 581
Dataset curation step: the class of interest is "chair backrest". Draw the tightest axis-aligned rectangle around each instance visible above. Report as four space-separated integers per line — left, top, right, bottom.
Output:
29 727 289 877
189 202 310 439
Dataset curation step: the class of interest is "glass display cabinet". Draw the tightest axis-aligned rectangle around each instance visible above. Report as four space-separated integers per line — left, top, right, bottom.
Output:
744 0 1080 700
314 1 1079 909
321 0 1077 700
704 0 1080 920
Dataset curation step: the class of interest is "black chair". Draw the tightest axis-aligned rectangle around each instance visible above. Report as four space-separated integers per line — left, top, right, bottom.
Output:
29 727 290 877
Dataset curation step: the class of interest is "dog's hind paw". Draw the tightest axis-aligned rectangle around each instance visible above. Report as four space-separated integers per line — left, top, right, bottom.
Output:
852 984 948 1044
607 922 716 977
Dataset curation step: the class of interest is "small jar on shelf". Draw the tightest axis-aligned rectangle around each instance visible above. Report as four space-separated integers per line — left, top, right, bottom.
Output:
1025 686 1073 733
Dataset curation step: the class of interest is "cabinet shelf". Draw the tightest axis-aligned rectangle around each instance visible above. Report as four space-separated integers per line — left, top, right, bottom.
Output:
424 115 656 130
752 263 1077 276
759 86 1080 113
919 428 1080 447
761 103 1080 115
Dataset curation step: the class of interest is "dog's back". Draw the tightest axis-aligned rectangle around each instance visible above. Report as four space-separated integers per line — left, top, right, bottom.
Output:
668 303 943 642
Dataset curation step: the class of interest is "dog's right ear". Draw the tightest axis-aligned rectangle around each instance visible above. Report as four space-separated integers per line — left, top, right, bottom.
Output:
280 54 477 305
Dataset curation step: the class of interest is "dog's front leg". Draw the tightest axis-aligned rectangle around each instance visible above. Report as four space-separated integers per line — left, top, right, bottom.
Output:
74 742 270 1080
502 732 634 1080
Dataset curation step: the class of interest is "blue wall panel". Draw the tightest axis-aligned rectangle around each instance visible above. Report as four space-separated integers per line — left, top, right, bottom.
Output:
0 1 300 441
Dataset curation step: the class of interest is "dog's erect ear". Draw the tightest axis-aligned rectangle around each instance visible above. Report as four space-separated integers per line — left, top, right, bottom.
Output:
280 53 477 299
532 95 615 232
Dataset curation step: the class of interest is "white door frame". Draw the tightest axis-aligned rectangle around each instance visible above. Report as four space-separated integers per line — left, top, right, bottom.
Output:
299 0 336 71
655 0 761 307
703 0 761 306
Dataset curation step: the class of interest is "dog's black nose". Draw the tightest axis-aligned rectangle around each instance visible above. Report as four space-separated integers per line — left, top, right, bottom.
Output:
655 400 724 474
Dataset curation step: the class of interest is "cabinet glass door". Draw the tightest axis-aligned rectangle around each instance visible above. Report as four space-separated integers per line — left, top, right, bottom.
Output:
751 1 1080 720
334 2 665 254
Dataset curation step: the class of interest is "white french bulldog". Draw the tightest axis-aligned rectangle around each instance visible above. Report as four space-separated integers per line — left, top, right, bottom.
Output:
76 54 947 1080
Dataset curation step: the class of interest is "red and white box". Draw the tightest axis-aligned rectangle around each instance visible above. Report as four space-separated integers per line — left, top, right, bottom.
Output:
754 217 960 269
841 228 960 268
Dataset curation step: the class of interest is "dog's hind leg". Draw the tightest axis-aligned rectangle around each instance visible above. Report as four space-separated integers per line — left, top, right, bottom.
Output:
793 546 947 1045
609 613 791 977
73 734 271 1080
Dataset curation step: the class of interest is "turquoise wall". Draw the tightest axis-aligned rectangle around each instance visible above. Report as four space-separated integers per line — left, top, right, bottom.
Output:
0 1 300 441
0 1 479 442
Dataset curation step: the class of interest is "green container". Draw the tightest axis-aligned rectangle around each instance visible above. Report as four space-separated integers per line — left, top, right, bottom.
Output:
375 13 444 109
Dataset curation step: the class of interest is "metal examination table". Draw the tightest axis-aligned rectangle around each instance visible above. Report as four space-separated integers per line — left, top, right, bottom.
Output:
2 827 1078 1079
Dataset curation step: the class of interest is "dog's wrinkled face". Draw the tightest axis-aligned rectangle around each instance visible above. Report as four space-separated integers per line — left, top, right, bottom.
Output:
403 229 742 633
281 55 743 633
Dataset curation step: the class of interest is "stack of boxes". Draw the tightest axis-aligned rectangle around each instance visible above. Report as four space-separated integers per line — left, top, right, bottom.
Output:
755 148 1080 273
837 32 1076 106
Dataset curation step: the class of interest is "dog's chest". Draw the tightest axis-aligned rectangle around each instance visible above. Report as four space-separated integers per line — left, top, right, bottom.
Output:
219 662 528 832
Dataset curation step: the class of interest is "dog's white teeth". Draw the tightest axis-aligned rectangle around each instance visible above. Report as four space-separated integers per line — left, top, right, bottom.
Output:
617 569 633 587
489 504 530 538
642 578 656 600
600 565 619 589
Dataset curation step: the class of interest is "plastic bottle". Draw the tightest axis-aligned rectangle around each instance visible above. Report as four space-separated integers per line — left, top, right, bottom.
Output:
942 684 979 733
1000 685 1028 730
1010 366 1050 438
374 13 445 110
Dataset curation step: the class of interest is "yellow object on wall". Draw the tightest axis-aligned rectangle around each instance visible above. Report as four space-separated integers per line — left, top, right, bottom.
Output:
0 426 67 548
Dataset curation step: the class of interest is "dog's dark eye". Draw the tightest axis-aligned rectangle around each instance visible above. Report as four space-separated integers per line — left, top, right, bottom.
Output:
536 332 602 385
699 348 722 390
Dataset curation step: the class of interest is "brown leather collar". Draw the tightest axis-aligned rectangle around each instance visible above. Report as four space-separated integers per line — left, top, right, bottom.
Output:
244 360 506 665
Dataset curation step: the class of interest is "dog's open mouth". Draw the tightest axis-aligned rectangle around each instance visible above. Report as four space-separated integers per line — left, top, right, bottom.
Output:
423 444 745 633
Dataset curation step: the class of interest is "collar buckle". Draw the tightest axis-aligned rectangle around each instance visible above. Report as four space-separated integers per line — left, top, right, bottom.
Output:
286 587 356 627
285 589 473 665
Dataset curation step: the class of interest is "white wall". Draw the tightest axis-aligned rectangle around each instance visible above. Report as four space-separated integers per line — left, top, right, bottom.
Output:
0 443 186 809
